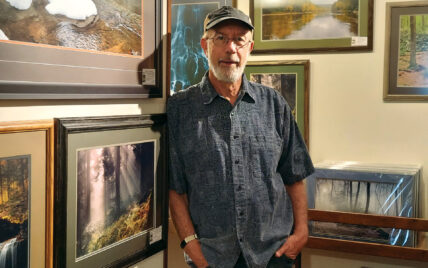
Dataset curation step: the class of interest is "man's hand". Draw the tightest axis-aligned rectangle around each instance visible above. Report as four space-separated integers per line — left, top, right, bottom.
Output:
275 229 308 259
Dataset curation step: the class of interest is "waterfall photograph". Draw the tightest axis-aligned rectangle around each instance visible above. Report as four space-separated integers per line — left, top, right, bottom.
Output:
0 155 30 268
75 140 155 259
261 0 359 41
170 2 219 94
0 0 142 56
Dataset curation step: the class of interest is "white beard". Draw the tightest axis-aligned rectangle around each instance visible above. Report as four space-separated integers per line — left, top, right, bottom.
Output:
207 51 248 83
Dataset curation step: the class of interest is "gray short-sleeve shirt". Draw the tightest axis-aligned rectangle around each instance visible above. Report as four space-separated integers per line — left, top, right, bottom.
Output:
167 73 314 268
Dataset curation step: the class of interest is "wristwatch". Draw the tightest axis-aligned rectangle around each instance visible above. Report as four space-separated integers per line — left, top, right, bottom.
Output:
180 234 198 249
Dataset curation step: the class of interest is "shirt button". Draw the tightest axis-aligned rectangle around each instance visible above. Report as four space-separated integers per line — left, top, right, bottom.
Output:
239 211 244 216
230 112 235 116
233 135 239 139
234 160 239 164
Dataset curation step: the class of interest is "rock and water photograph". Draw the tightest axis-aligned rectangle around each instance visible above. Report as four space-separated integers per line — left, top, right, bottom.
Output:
0 0 143 56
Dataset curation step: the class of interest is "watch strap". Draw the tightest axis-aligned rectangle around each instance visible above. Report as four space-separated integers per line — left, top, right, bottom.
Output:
180 234 198 249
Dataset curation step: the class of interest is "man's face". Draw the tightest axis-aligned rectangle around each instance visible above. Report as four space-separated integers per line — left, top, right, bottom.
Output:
201 21 254 83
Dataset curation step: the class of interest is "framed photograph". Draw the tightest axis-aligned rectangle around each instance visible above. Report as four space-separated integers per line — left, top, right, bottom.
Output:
306 162 421 247
244 60 310 146
168 0 234 96
0 0 163 99
249 0 373 53
383 1 428 101
54 114 168 268
0 120 54 268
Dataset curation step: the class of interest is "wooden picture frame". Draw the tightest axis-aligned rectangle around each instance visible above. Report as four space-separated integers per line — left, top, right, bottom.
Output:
244 60 310 147
167 0 234 96
250 0 373 53
383 1 428 101
0 0 163 99
0 120 54 268
54 114 168 268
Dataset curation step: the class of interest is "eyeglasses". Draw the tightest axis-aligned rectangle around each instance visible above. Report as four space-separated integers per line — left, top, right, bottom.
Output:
207 34 252 49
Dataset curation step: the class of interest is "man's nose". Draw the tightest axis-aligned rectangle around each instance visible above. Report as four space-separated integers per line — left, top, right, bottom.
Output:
224 39 238 53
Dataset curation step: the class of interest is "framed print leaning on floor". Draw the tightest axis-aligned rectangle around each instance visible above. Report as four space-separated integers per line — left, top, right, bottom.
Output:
244 60 310 147
54 114 168 268
0 120 54 268
383 1 428 101
249 0 373 53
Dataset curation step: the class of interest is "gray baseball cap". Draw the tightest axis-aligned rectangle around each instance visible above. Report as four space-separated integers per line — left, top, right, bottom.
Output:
204 6 254 31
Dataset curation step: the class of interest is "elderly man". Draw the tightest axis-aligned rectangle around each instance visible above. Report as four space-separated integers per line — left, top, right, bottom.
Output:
167 6 314 268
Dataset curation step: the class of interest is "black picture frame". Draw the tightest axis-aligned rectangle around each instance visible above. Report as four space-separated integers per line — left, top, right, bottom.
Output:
54 114 168 268
0 0 163 99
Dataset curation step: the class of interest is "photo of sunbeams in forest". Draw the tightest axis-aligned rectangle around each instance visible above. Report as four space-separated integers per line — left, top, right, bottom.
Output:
397 13 428 87
76 140 155 259
250 73 297 117
0 155 30 268
261 0 359 41
0 0 142 56
312 177 415 246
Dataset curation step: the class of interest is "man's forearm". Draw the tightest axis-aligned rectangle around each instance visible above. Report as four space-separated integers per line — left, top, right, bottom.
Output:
285 180 309 239
169 190 208 267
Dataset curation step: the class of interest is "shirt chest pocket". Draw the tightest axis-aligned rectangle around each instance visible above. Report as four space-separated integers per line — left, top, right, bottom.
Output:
179 119 209 166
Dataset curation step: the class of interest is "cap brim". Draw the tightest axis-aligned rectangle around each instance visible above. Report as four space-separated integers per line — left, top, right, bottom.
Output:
205 17 254 31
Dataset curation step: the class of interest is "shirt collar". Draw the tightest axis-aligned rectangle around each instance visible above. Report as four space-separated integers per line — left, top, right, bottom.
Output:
200 72 256 105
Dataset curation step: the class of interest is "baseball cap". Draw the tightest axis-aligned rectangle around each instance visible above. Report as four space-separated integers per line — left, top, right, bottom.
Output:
204 6 254 32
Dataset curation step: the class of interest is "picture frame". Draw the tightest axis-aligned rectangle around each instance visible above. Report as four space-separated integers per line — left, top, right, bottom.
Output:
0 119 54 268
167 0 234 96
249 0 373 53
306 162 421 247
54 114 168 268
383 1 428 101
0 0 163 99
244 60 310 147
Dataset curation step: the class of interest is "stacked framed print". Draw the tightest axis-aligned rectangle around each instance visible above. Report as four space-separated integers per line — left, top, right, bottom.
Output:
54 114 168 268
383 1 428 101
0 0 163 99
0 120 54 268
307 161 421 247
250 0 373 53
168 0 234 95
244 60 310 147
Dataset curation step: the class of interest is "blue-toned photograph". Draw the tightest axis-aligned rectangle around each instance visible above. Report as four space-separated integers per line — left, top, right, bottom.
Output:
171 1 231 94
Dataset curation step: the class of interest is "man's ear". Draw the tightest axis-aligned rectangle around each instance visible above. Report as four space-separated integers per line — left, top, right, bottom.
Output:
249 41 254 53
200 38 208 56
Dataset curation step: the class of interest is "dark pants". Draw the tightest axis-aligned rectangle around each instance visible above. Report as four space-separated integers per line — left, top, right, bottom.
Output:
234 253 294 268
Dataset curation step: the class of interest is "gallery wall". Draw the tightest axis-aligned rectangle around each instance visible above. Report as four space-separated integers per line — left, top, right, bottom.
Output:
1 0 427 267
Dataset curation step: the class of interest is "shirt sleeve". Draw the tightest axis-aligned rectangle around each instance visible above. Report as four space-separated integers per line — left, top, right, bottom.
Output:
277 102 315 185
167 97 188 194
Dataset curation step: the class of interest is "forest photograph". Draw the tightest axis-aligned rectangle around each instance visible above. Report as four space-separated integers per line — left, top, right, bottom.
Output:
250 73 297 117
75 140 155 259
311 177 415 246
261 0 359 41
0 0 142 56
0 155 30 268
397 13 428 88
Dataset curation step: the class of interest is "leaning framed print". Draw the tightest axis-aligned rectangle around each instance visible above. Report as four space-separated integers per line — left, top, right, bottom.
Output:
54 114 168 268
249 0 373 53
306 162 421 247
244 60 310 147
0 0 163 99
383 1 428 101
168 0 234 96
0 120 54 268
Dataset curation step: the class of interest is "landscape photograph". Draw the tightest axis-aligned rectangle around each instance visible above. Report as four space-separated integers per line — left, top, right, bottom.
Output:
262 0 359 40
0 156 30 268
0 0 142 56
397 13 428 88
76 141 155 259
